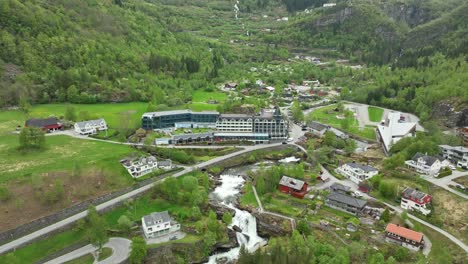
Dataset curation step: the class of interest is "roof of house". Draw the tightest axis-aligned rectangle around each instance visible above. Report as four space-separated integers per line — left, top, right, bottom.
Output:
121 155 157 166
25 117 60 127
411 152 440 166
173 132 214 141
386 223 423 242
158 159 172 166
279 176 306 191
143 211 171 226
377 112 416 151
75 118 105 129
344 162 378 172
142 110 219 118
402 187 430 201
439 145 468 154
219 113 252 119
330 183 351 192
308 121 328 132
326 193 367 208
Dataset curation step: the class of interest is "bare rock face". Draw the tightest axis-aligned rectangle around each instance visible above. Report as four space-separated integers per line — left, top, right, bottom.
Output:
209 201 236 219
252 212 292 237
214 228 239 251
381 3 432 28
432 101 468 128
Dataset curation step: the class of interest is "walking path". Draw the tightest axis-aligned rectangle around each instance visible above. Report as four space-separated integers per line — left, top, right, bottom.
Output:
251 185 296 229
0 142 283 254
44 237 131 264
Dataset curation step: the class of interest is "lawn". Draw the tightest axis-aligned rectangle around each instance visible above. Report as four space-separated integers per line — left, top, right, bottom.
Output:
64 253 94 264
308 105 376 140
0 229 87 264
367 106 384 122
192 90 227 103
0 135 137 231
97 247 112 261
240 182 259 207
30 102 148 129
0 135 135 184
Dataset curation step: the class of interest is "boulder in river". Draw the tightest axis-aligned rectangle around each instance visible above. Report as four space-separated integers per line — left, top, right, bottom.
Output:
232 225 242 233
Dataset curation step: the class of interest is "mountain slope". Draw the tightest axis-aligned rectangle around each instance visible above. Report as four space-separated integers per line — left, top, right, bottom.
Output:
0 0 221 106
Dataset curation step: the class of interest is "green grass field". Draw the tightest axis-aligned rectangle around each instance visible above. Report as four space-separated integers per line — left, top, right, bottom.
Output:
308 105 376 140
367 106 384 122
31 102 148 129
192 90 227 103
0 135 135 184
240 182 259 207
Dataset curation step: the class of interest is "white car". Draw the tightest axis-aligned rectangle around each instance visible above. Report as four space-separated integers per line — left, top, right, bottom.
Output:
287 137 293 142
449 165 456 170
352 191 363 198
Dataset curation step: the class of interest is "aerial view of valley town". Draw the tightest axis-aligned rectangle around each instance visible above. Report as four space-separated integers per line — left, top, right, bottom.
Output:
0 0 466 263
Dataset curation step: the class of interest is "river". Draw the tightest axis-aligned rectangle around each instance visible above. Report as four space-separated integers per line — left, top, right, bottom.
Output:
207 164 269 263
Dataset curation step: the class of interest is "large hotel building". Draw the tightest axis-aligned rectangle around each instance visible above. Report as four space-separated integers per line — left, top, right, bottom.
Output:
142 108 288 143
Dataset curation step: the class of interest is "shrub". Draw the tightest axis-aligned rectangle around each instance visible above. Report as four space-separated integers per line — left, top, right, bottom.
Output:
0 186 11 201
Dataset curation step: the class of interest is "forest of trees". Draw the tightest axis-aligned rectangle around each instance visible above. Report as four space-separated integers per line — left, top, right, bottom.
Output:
0 0 227 106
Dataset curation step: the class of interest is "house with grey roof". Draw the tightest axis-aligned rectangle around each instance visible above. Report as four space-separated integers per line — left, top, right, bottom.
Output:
329 183 351 194
308 121 329 136
335 162 379 184
405 152 449 176
141 211 180 238
120 155 159 178
74 118 107 135
325 193 367 216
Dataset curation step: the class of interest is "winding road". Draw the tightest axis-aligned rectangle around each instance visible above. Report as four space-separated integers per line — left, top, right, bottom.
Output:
44 237 131 264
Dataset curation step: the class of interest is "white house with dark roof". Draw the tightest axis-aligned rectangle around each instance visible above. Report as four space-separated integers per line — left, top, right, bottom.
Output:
120 155 158 178
335 162 379 184
405 152 448 176
142 211 180 238
377 112 416 155
74 118 108 135
400 187 432 215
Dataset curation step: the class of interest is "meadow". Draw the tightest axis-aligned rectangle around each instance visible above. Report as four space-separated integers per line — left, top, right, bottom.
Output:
367 106 384 122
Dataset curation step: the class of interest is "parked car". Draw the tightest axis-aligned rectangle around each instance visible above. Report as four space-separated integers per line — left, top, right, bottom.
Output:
287 137 293 142
449 164 456 170
282 141 287 145
352 191 363 198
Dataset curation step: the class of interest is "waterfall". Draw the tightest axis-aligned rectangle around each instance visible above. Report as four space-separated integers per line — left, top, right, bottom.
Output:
207 174 267 264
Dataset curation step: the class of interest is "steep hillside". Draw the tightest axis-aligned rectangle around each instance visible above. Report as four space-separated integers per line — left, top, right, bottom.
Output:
0 0 228 106
280 0 467 65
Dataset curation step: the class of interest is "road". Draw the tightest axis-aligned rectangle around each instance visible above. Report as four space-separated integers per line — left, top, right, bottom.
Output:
0 142 286 255
44 237 131 264
422 171 468 199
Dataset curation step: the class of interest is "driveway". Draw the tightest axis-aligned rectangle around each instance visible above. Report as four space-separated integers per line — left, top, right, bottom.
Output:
145 231 186 245
422 171 468 199
44 237 131 264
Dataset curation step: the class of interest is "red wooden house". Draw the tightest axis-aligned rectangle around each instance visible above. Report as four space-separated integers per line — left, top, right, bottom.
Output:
25 117 62 132
278 176 308 199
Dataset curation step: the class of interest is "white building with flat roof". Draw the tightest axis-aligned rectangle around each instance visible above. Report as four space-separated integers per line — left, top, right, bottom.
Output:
74 118 107 135
439 145 468 168
335 162 378 184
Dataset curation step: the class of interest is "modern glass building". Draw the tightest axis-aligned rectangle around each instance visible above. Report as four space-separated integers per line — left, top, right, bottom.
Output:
142 110 219 129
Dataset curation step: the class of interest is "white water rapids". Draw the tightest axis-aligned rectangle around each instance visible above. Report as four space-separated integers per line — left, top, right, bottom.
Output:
207 174 267 264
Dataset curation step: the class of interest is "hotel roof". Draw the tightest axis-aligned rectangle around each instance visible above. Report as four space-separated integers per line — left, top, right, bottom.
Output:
142 109 219 118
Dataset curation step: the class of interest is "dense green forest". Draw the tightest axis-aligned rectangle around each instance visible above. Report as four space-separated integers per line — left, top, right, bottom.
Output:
280 0 468 65
0 0 228 106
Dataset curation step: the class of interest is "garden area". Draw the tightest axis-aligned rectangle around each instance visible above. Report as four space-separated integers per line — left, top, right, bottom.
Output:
368 106 384 122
